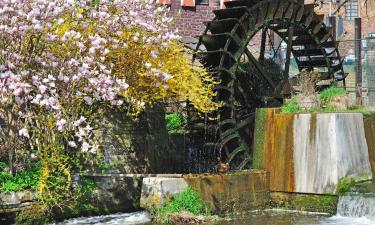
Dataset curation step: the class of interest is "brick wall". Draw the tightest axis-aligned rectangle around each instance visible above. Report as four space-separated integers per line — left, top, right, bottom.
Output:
168 0 220 37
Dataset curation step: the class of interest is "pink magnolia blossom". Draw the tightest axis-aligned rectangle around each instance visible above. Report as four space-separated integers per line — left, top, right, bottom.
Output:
0 0 179 155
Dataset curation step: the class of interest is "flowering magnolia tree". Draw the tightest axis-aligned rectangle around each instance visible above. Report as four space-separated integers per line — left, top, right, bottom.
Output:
0 0 218 206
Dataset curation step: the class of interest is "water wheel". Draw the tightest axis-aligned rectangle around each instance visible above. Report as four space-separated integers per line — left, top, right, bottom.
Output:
185 0 345 170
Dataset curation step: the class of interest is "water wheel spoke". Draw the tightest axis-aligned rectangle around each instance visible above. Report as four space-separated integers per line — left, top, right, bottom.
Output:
245 48 276 89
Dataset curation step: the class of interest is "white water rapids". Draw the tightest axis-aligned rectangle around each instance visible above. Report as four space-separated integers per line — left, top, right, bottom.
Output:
337 194 375 219
51 211 152 225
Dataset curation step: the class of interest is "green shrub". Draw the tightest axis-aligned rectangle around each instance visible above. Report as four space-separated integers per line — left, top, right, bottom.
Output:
336 177 355 195
281 98 302 113
0 163 41 192
155 188 210 224
319 87 346 103
166 112 187 132
0 161 7 171
15 204 51 225
0 172 11 185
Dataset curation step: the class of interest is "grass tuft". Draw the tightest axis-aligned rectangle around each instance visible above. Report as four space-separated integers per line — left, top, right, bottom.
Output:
154 188 210 224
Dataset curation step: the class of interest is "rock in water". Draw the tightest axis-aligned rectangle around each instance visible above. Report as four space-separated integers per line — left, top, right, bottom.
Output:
168 212 202 225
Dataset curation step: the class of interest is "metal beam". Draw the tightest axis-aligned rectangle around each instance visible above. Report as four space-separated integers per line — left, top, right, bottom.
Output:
259 27 268 62
355 17 362 105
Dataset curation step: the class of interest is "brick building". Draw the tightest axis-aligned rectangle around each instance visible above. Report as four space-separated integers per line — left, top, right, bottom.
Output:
163 0 375 105
166 0 220 37
164 0 375 52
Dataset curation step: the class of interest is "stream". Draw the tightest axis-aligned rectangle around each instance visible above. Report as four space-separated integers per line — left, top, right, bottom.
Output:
53 182 375 225
52 210 375 225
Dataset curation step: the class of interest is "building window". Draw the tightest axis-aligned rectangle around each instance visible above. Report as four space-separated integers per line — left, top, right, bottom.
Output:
197 0 209 4
345 0 359 21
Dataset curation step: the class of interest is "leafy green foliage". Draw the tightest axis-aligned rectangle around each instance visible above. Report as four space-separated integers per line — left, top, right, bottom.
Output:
319 87 346 103
56 177 99 219
0 171 11 185
0 161 7 171
346 107 375 118
0 163 40 192
15 177 99 224
155 188 210 224
15 204 51 225
336 177 355 195
280 98 303 113
166 112 187 132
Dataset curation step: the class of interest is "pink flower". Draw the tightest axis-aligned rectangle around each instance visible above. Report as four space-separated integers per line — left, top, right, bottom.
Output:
68 141 77 148
56 119 67 132
19 128 29 138
81 142 90 153
73 116 86 127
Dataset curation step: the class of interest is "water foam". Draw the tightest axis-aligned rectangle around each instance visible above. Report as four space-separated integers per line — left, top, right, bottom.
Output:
52 211 152 225
337 194 375 219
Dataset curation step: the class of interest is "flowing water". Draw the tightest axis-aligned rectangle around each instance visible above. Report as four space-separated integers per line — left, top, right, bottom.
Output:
215 210 375 225
53 180 375 225
53 210 375 225
337 194 375 218
51 211 152 225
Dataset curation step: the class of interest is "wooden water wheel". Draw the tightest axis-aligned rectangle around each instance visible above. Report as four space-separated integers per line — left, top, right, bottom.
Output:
185 0 345 170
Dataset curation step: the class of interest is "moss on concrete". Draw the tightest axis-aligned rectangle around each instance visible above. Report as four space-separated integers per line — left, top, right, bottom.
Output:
184 170 270 215
270 192 338 215
364 114 375 175
253 109 267 169
293 195 337 214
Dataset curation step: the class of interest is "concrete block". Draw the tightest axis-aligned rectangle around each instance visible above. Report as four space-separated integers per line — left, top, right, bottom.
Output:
140 177 188 209
184 170 270 215
254 109 373 194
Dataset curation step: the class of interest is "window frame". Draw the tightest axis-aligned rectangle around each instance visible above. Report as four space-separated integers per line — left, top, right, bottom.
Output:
345 0 359 21
196 0 209 5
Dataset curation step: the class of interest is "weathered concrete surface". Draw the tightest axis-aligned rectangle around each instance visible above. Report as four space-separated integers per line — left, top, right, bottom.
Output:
294 113 371 194
81 174 144 213
184 170 270 215
140 177 188 209
253 108 295 192
0 190 35 213
364 114 375 175
253 109 372 194
270 192 338 215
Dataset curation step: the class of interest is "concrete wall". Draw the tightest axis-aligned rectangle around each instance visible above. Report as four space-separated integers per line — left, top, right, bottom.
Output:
0 191 35 214
364 114 375 175
184 170 270 215
253 108 296 192
253 108 373 194
139 170 270 216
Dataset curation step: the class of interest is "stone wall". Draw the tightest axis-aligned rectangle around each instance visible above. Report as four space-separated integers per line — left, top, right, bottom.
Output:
0 190 35 214
98 104 173 174
253 108 373 194
81 174 143 213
